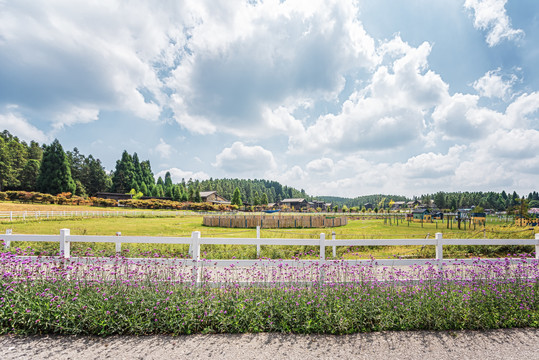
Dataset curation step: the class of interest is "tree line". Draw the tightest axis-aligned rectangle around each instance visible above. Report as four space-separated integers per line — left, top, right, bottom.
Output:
1 130 536 210
0 130 307 203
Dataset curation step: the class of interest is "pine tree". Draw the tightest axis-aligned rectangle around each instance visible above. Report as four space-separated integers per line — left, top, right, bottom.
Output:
19 159 41 191
36 139 76 195
111 151 135 193
82 156 109 196
231 187 242 206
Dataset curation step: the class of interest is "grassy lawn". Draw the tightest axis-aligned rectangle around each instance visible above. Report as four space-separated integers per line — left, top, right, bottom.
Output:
1 207 534 260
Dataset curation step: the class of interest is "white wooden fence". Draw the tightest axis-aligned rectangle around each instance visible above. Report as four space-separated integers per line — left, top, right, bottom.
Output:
2 227 539 268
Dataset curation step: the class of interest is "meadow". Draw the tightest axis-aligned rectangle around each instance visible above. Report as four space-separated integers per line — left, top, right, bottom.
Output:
1 202 538 335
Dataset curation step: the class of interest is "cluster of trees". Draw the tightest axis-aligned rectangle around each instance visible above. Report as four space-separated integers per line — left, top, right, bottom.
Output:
0 130 43 192
0 131 307 203
198 178 305 205
316 194 408 209
0 131 110 197
429 191 539 212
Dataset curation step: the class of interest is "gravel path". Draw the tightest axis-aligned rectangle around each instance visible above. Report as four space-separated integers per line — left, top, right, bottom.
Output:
1 328 538 359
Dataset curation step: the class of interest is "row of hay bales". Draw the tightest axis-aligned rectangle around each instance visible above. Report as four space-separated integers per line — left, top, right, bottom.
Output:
203 215 347 228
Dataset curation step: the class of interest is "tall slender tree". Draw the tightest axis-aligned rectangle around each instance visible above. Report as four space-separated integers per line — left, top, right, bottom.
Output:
36 139 76 195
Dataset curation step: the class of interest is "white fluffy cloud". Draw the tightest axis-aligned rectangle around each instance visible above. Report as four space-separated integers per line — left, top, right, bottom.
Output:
472 69 516 99
432 93 505 140
156 167 209 183
213 142 277 174
167 0 378 136
0 108 48 143
153 138 174 159
306 158 334 174
52 106 99 130
289 38 448 153
464 0 524 46
0 0 168 127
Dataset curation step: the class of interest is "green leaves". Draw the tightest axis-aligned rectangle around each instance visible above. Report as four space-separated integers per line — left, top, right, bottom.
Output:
37 139 76 196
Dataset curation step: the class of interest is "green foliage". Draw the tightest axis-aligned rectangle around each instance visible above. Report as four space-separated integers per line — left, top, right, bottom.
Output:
36 139 76 195
111 151 136 193
231 187 242 206
19 159 40 191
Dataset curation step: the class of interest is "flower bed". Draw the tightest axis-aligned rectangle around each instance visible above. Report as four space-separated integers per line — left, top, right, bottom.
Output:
1 250 538 335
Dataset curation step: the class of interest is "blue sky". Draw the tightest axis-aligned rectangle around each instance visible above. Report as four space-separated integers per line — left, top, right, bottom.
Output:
1 0 538 197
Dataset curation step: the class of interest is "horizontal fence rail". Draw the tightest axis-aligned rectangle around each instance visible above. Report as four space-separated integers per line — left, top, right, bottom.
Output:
2 228 538 264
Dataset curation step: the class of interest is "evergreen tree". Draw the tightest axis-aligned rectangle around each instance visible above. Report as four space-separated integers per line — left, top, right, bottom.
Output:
132 153 143 191
82 156 109 196
194 184 201 202
261 193 268 205
231 187 242 206
140 182 149 197
111 151 135 193
140 160 155 189
19 159 41 191
36 139 76 195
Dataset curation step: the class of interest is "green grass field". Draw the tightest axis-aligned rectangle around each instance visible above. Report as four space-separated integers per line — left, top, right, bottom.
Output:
1 211 534 260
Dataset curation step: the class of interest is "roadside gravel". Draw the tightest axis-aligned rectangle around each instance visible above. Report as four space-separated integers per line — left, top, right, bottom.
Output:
1 328 538 360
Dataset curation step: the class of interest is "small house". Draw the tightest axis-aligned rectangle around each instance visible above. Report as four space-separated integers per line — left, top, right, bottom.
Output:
471 212 486 225
412 208 431 222
200 191 230 205
279 198 309 211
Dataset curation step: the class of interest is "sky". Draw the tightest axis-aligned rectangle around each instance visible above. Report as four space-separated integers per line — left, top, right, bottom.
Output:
1 0 538 198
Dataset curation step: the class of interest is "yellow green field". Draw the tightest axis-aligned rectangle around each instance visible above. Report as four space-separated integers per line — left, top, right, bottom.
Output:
0 201 534 259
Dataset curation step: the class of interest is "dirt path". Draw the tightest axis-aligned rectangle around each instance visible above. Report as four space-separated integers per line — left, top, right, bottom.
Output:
1 328 538 360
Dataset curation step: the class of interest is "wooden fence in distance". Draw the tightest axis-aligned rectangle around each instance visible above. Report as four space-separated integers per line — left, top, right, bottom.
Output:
203 215 347 228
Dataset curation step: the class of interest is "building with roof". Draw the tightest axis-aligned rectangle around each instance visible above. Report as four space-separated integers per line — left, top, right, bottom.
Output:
200 191 230 205
279 198 309 211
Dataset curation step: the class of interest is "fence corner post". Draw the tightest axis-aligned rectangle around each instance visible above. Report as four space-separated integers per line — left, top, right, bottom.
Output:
60 228 70 259
535 233 539 260
4 229 12 250
435 232 443 262
115 232 122 254
256 226 261 258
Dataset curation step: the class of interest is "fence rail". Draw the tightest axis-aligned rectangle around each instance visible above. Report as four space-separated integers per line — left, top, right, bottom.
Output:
3 228 539 268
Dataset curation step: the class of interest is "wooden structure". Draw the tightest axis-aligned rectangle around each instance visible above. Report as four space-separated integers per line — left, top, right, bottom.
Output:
412 208 431 223
96 192 132 201
279 198 309 211
203 215 347 228
200 191 230 205
471 212 486 225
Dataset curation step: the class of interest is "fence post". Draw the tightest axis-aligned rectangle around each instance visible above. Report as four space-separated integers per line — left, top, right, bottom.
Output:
191 231 201 284
116 232 122 254
10 211 12 222
535 234 539 260
435 232 443 262
256 226 261 258
319 233 326 284
60 229 70 259
332 231 336 258
320 233 326 261
4 229 12 249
